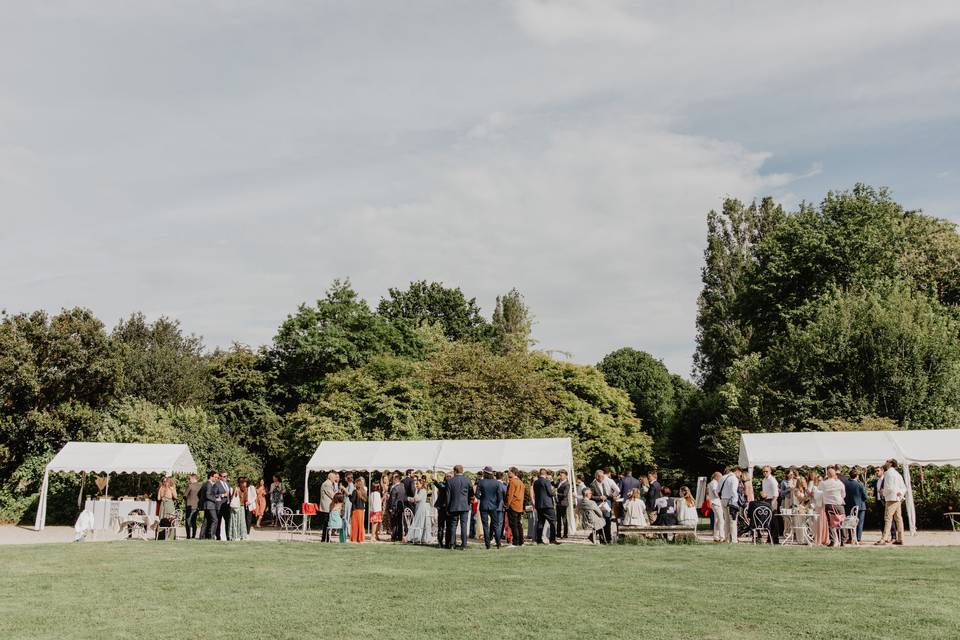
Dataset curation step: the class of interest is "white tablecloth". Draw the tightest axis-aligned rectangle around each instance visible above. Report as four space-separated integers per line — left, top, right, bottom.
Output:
83 499 157 530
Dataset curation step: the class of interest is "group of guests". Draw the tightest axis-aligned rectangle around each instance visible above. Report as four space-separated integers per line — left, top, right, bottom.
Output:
310 466 569 549
705 459 908 546
307 465 700 548
576 469 698 543
175 471 271 540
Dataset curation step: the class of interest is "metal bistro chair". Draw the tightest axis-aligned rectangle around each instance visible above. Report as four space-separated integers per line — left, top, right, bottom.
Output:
751 504 773 544
402 507 414 537
276 507 297 541
840 506 859 543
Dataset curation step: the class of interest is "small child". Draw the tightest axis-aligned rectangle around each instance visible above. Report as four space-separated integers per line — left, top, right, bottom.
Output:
328 493 344 543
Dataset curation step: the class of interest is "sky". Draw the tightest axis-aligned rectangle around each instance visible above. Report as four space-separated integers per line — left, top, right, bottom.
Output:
1 1 958 377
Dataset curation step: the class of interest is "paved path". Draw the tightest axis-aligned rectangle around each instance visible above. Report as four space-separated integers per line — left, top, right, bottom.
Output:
3 524 959 546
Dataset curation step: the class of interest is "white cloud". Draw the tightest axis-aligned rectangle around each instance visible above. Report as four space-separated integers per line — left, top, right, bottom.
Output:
0 2 957 377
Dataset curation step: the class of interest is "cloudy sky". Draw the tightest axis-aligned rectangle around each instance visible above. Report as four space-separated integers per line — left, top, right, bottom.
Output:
2 1 958 377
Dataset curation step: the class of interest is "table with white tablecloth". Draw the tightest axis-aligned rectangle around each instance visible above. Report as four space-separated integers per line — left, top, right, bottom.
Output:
83 499 157 530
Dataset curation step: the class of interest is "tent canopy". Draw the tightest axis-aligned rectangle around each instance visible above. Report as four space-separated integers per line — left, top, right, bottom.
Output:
34 442 197 531
738 429 960 469
305 437 573 473
45 442 198 475
737 429 960 535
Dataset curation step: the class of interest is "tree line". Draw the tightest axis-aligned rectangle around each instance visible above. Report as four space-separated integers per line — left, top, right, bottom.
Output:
2 183 959 525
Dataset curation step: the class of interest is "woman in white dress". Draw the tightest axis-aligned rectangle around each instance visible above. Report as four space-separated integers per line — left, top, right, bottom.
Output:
621 488 648 526
677 486 698 527
404 478 434 544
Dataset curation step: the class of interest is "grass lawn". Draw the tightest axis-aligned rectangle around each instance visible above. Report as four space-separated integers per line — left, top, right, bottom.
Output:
2 540 959 639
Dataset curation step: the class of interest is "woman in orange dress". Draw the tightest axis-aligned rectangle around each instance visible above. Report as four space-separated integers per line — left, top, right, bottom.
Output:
254 479 268 528
350 477 368 543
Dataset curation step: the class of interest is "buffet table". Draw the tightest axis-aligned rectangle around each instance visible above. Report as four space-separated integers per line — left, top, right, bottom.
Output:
83 499 157 530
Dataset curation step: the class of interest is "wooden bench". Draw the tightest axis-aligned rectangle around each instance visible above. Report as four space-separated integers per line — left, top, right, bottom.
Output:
618 524 697 542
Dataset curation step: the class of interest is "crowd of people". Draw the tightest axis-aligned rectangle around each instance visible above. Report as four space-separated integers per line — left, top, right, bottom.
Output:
300 466 699 547
156 459 910 547
704 459 908 546
171 470 275 540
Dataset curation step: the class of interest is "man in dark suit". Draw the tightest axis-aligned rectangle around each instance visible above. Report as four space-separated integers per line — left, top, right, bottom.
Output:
201 471 225 540
476 466 506 549
645 470 661 513
842 468 868 544
388 473 406 542
445 465 473 549
533 468 560 545
184 473 201 539
555 470 571 539
618 470 640 501
217 470 232 540
402 469 416 507
433 471 451 548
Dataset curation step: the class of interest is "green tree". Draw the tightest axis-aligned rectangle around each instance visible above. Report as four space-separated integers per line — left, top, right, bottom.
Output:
267 280 423 411
377 280 490 342
491 288 533 355
208 344 283 465
597 348 675 441
694 197 784 389
112 312 211 407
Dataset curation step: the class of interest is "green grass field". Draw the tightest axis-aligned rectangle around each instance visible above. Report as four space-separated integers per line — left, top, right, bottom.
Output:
2 541 959 639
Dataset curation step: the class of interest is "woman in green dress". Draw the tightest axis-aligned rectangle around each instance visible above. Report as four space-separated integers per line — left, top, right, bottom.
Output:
228 479 248 540
157 476 177 519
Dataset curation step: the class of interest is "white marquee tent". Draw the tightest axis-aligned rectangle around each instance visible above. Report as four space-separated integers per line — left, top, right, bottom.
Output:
305 438 576 531
34 442 198 531
738 429 960 534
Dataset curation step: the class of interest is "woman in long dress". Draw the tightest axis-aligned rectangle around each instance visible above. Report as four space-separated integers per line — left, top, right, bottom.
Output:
228 481 248 541
157 476 177 519
350 478 367 543
254 479 267 528
810 472 829 546
404 479 434 544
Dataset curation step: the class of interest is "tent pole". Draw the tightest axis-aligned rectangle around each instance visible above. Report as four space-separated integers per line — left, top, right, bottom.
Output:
903 462 917 536
368 471 373 538
303 469 311 506
34 469 50 531
105 473 110 499
568 464 576 534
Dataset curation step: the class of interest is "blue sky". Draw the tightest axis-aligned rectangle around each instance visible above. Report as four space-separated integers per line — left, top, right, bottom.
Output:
1 1 958 377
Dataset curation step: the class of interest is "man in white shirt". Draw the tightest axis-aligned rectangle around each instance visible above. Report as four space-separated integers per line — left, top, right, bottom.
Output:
707 472 724 542
761 466 781 544
719 468 742 544
245 478 257 535
878 459 906 545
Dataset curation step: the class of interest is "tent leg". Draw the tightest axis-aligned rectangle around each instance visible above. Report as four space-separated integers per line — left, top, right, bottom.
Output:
368 471 373 538
303 470 311 506
568 464 576 534
78 471 86 508
904 462 917 536
34 469 50 531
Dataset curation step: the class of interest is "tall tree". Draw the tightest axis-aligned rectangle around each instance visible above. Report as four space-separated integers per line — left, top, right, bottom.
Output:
112 312 211 407
377 280 490 342
694 197 784 389
491 288 533 355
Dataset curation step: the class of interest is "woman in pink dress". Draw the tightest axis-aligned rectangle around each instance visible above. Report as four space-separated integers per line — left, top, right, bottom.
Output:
810 472 829 546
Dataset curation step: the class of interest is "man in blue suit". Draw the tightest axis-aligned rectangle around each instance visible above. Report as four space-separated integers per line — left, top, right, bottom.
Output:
445 465 473 549
201 470 226 540
842 468 868 544
476 466 506 549
533 468 560 545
